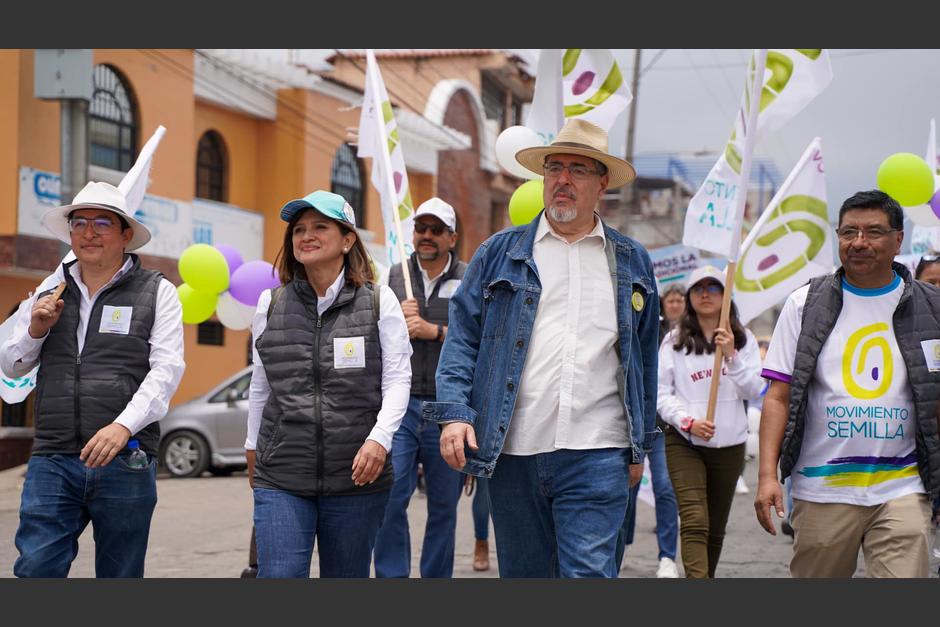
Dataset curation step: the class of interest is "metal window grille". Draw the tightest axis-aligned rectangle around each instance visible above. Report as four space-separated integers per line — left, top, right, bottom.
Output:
196 131 227 202
197 320 225 346
89 64 138 172
330 144 365 228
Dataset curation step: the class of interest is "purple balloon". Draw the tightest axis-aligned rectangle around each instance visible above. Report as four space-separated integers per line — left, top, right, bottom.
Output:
930 189 940 220
215 244 244 276
229 260 280 307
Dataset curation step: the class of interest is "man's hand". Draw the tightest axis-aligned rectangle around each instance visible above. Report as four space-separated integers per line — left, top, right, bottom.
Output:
246 450 256 489
440 422 478 471
400 298 420 319
629 463 643 487
29 292 65 339
754 475 785 535
80 423 132 468
351 439 387 486
401 298 436 340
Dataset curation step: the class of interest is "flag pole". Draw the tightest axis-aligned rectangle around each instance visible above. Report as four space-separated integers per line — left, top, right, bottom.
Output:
365 50 413 300
705 49 767 425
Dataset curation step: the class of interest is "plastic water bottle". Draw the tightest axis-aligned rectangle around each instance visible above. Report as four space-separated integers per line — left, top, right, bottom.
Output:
126 439 149 469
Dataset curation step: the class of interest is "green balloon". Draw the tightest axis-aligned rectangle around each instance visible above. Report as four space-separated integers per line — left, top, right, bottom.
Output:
876 152 935 207
177 283 218 325
178 244 230 294
508 180 544 226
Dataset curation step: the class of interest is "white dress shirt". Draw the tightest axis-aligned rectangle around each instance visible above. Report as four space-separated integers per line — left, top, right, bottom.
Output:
0 256 186 436
502 213 628 455
418 253 452 305
245 270 412 452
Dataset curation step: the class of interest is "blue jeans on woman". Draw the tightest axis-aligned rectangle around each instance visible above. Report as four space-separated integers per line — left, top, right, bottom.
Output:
615 432 678 567
487 447 631 578
14 452 158 578
473 476 490 541
253 487 389 578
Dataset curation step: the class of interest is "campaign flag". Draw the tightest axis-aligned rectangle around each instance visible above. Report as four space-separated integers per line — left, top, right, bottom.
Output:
683 50 833 258
903 118 940 228
0 298 37 404
119 125 166 215
734 137 833 324
356 50 415 266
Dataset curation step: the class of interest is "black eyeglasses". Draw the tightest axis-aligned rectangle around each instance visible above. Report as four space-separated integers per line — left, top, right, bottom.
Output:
414 223 449 236
542 161 603 180
68 216 119 236
690 283 723 296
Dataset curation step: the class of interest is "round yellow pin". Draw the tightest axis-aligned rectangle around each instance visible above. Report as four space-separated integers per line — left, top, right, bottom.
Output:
631 291 644 312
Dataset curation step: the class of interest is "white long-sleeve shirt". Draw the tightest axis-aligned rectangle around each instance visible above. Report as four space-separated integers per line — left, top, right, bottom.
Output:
245 270 412 453
657 327 764 448
0 257 185 436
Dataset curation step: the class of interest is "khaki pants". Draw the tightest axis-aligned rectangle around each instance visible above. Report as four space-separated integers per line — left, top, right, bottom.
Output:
790 492 933 578
664 428 745 578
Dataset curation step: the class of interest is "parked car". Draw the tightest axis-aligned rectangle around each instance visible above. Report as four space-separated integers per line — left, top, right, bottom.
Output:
158 366 251 478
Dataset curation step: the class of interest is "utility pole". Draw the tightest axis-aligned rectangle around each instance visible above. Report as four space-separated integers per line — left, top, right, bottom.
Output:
623 49 642 213
35 50 91 256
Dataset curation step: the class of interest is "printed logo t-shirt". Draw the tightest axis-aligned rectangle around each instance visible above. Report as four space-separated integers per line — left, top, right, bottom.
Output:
763 274 925 506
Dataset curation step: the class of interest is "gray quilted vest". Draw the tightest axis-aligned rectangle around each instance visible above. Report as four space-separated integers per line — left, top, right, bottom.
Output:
253 277 391 497
781 263 940 500
32 255 161 456
387 253 466 397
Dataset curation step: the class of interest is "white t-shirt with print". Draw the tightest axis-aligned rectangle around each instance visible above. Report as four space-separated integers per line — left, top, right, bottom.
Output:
762 275 925 506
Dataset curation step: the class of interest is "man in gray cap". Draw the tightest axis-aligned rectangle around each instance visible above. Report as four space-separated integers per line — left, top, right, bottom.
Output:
0 181 185 578
373 197 468 578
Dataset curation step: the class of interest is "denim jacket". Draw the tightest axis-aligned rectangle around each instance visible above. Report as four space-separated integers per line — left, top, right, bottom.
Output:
422 212 660 477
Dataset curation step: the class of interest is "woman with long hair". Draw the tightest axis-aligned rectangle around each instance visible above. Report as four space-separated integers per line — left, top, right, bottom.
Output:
657 265 764 578
244 190 412 577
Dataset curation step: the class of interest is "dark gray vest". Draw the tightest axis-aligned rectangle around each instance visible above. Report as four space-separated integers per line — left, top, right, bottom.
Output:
781 263 940 500
33 255 161 456
254 277 390 497
388 254 466 397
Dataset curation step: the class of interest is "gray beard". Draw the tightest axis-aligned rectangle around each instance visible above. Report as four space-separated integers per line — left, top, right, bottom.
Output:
417 249 440 261
547 205 578 223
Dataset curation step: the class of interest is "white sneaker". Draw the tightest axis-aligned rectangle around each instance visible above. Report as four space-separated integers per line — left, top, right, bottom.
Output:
735 475 749 494
656 557 679 578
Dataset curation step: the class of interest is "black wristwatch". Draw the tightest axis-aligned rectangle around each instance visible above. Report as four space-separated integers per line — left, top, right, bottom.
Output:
435 324 444 342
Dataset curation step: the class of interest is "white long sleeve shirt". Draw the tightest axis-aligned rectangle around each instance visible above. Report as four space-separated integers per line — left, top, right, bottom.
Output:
0 257 185 436
656 327 764 448
245 271 412 453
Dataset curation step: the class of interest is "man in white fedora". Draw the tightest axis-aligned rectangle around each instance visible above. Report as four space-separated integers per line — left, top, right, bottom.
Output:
0 181 185 577
426 118 660 577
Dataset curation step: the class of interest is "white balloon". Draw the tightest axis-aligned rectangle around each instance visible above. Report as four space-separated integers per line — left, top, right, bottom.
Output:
215 291 256 331
904 204 940 227
494 125 545 180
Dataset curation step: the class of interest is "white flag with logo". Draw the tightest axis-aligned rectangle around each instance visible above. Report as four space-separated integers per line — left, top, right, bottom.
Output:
903 118 940 228
683 50 833 258
118 125 166 215
0 298 37 404
356 50 414 266
734 137 833 324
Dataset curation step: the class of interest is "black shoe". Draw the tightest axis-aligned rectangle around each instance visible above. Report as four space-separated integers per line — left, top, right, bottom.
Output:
240 566 258 578
781 521 794 538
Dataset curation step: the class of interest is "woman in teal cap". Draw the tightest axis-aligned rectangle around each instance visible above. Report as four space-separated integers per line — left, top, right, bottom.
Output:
245 190 412 577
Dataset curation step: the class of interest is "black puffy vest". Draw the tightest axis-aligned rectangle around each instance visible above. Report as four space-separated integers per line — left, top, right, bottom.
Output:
32 255 161 456
253 277 391 497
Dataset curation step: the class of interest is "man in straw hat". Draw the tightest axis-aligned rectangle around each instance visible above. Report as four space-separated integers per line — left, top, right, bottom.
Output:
425 118 660 577
0 181 185 577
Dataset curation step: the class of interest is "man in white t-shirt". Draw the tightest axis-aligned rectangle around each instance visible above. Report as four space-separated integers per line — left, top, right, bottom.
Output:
755 190 940 578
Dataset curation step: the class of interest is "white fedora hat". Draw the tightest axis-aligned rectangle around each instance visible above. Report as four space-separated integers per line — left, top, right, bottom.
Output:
514 118 637 189
41 181 152 252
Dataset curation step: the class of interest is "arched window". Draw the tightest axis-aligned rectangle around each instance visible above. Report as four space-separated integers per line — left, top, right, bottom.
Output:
196 130 227 202
89 64 138 172
330 144 365 228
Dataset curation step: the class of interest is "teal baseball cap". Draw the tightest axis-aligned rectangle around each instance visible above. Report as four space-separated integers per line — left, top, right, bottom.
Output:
279 190 357 227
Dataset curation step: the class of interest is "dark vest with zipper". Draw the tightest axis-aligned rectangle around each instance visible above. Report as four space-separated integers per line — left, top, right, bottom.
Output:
780 263 940 500
32 255 162 457
387 253 466 397
253 277 391 497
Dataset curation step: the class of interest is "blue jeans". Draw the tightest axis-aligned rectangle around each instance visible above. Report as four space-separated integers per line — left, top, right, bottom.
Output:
615 432 678 565
374 397 464 578
253 487 389 578
14 453 158 578
472 477 490 540
487 448 630 578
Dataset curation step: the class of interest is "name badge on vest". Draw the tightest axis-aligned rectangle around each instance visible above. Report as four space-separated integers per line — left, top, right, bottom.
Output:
438 279 462 299
334 336 366 369
919 339 940 372
99 306 132 335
